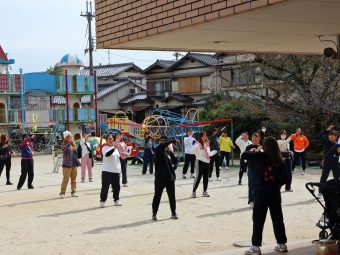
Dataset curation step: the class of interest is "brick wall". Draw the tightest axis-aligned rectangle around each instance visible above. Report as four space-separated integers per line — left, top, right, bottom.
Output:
95 0 285 49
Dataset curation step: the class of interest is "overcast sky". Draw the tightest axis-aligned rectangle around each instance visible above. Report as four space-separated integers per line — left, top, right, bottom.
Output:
1 0 178 73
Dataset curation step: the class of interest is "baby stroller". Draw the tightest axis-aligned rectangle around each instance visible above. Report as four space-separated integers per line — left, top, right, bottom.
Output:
306 179 340 240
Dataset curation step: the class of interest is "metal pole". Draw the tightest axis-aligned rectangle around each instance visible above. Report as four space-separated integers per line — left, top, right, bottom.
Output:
231 119 234 166
94 71 98 136
19 68 25 127
65 70 70 131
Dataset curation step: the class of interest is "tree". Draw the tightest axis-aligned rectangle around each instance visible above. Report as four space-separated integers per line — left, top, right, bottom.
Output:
234 55 340 137
46 65 64 76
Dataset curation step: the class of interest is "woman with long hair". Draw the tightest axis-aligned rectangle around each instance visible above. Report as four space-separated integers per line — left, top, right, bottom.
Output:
242 137 287 255
60 131 80 198
191 132 217 198
0 135 14 185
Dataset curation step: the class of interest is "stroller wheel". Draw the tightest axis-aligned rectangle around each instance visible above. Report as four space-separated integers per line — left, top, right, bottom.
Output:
319 230 328 239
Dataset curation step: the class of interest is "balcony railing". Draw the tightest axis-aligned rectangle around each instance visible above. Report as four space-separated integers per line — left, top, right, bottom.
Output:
53 108 96 123
0 74 21 94
56 75 94 95
0 109 21 124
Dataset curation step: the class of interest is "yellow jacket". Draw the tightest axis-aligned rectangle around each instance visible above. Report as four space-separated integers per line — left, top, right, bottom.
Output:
219 136 233 152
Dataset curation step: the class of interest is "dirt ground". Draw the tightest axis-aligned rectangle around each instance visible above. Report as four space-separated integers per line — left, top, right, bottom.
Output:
0 155 323 255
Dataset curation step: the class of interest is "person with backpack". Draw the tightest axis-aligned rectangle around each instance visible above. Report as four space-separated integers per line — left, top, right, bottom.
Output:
79 132 93 183
242 137 288 255
152 136 178 221
0 135 15 185
318 124 340 198
17 134 35 190
277 130 294 192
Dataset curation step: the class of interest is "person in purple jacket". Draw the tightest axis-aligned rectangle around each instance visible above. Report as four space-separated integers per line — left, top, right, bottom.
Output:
17 134 34 190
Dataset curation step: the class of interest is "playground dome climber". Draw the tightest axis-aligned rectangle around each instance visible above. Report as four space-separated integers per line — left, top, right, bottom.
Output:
57 54 85 67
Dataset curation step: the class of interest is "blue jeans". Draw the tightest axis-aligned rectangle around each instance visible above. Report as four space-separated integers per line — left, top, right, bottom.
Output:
142 148 153 174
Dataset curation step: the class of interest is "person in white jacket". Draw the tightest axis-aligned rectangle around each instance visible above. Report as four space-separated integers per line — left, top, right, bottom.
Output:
191 132 217 198
182 130 196 179
100 134 122 207
236 132 252 185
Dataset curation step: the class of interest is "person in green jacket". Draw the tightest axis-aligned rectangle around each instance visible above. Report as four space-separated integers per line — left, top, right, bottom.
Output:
219 131 234 170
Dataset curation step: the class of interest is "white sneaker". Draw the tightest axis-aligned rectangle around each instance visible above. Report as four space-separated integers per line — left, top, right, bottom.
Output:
248 202 254 208
274 243 288 252
245 246 261 255
226 166 229 170
209 178 213 182
114 200 122 206
216 177 222 181
190 174 195 178
100 201 105 208
191 192 196 198
203 191 210 197
59 193 65 199
71 193 79 197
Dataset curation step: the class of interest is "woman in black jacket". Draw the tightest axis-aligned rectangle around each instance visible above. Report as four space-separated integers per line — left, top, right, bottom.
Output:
318 125 340 198
0 135 14 185
152 136 178 221
242 137 288 255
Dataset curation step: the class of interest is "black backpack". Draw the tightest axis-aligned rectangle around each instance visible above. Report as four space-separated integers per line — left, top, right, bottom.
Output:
77 144 82 159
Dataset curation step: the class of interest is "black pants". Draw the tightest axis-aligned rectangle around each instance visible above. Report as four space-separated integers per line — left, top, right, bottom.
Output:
182 154 196 175
142 148 153 174
284 158 293 191
193 161 210 192
0 159 11 182
239 157 248 182
152 180 176 215
209 154 220 178
248 167 256 204
17 159 34 189
220 151 230 167
319 160 340 193
120 158 128 184
252 185 287 246
292 151 306 171
100 171 120 202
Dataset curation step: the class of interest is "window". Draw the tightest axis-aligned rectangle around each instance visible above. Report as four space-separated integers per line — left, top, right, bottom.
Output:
231 67 261 86
154 81 172 96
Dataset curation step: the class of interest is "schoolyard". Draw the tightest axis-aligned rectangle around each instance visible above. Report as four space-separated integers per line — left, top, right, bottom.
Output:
0 155 323 255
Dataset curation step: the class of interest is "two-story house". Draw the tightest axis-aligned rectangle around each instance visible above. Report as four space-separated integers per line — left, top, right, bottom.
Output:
0 45 22 135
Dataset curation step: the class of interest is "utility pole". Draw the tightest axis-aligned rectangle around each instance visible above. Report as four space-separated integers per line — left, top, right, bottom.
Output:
81 1 95 76
81 0 98 135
